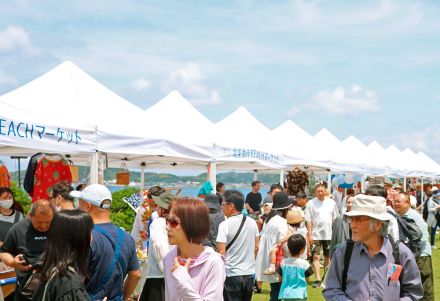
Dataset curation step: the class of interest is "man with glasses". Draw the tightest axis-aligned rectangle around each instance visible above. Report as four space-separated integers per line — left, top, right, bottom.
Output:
323 194 423 300
217 190 260 301
393 192 434 301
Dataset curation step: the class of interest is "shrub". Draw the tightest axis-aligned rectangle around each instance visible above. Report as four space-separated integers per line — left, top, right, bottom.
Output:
110 187 138 231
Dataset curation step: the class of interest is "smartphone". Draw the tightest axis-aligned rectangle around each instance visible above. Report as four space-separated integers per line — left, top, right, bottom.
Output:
19 254 31 265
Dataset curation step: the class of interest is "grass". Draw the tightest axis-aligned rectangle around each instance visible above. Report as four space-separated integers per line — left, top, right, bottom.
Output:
252 243 440 300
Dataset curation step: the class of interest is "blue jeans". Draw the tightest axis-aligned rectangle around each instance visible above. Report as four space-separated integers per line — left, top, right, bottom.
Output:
269 282 281 301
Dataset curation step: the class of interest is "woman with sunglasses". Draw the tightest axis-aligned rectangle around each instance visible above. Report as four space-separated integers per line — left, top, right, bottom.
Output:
163 198 225 301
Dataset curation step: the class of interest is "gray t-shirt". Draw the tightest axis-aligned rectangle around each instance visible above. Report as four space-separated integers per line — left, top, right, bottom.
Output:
217 214 259 277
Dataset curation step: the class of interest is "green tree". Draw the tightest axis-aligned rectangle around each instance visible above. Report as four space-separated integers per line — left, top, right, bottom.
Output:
10 182 31 214
110 187 138 231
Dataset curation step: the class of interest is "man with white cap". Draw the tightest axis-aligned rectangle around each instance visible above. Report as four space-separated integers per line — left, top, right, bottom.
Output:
323 194 423 300
71 184 141 301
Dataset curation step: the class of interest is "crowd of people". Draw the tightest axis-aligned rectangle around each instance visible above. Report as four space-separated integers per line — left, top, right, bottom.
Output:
0 177 438 301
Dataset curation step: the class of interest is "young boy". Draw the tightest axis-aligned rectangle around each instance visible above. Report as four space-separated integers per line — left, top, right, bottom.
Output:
263 209 307 274
278 234 314 301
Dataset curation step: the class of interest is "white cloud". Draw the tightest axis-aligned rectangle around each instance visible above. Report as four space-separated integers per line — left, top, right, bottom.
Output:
395 126 440 163
0 26 38 54
131 78 151 92
287 105 301 116
164 63 223 106
305 84 380 116
0 70 17 85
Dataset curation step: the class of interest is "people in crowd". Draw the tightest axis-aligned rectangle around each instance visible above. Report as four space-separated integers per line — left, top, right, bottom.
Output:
262 184 283 205
0 200 55 301
163 198 225 300
49 181 75 211
32 210 93 301
139 190 173 301
263 208 306 275
340 188 355 214
393 192 434 301
256 192 291 301
131 186 165 243
216 190 259 301
203 194 224 251
331 184 344 214
305 183 339 288
0 187 24 245
427 189 440 249
330 194 354 258
365 184 400 242
72 184 141 301
294 191 308 214
216 182 225 204
323 194 423 300
278 234 314 301
198 181 214 199
245 181 262 215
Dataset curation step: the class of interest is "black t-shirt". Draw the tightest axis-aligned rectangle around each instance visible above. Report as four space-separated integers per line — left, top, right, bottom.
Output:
0 218 48 282
86 223 139 300
246 192 262 212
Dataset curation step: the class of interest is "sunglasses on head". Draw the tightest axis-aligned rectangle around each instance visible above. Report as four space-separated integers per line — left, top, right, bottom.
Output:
166 215 181 228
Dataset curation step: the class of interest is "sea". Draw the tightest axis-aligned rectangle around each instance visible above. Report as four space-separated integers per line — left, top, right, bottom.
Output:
107 185 268 197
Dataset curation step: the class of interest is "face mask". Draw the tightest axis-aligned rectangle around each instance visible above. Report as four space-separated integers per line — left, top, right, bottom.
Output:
0 199 13 209
56 206 62 212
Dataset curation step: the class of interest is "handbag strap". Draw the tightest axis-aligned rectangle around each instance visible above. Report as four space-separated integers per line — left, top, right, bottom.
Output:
226 215 246 251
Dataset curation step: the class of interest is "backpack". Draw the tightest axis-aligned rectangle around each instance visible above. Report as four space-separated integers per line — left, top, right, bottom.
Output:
342 235 402 294
387 209 422 258
423 198 430 220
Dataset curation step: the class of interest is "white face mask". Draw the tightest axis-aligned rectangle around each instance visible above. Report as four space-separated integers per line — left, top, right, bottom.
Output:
56 206 62 212
0 199 13 209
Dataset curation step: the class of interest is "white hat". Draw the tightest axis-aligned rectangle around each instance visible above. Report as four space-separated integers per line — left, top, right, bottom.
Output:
344 194 393 221
70 184 112 209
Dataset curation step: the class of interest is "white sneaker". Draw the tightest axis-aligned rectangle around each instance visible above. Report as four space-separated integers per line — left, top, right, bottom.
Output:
432 245 437 250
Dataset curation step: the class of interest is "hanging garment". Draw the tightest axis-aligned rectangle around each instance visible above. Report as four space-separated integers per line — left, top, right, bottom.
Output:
286 168 309 196
32 155 72 202
0 161 11 188
23 153 44 195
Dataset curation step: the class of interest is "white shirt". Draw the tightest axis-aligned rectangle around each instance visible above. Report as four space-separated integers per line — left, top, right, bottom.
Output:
305 197 339 240
146 217 170 278
216 214 259 277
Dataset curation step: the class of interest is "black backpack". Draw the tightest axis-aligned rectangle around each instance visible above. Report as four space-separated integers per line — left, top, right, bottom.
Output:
423 198 430 220
342 235 402 294
387 209 423 258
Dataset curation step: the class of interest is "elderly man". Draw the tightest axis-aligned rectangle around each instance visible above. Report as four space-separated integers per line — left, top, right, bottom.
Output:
0 200 54 301
394 192 434 301
323 194 423 301
305 183 339 288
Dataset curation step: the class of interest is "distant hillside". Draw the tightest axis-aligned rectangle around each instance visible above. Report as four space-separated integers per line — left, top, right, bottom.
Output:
10 168 280 185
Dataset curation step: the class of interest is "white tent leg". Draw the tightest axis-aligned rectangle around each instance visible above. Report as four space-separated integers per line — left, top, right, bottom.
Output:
89 152 99 184
280 169 285 187
208 161 217 190
327 171 332 194
421 177 424 204
361 174 366 193
253 170 258 181
403 177 407 192
140 164 145 195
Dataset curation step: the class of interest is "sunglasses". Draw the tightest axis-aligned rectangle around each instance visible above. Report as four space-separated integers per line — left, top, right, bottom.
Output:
166 215 181 228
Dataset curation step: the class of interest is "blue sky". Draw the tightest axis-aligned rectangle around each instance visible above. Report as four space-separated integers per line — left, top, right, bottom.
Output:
1 0 440 168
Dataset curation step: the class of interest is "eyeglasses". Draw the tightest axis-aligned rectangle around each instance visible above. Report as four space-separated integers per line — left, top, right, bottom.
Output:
166 215 181 228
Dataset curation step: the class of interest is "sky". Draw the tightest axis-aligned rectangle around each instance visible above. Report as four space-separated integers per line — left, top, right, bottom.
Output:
1 0 440 172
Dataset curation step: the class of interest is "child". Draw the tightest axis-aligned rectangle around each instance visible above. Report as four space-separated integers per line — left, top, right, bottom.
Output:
278 234 314 301
263 209 307 274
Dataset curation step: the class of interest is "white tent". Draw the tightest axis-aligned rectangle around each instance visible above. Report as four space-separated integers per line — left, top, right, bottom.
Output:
272 120 329 170
213 107 284 170
416 151 440 178
312 128 344 171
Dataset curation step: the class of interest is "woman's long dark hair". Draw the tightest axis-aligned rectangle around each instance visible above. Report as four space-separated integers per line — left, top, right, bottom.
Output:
40 210 93 281
265 208 290 224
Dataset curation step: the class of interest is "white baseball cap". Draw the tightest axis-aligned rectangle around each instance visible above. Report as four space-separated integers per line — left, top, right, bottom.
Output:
70 184 112 209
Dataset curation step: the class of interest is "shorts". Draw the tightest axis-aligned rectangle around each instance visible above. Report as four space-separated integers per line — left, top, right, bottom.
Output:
311 240 331 257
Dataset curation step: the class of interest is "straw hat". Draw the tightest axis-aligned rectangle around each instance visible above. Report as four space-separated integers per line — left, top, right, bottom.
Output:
286 209 304 225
